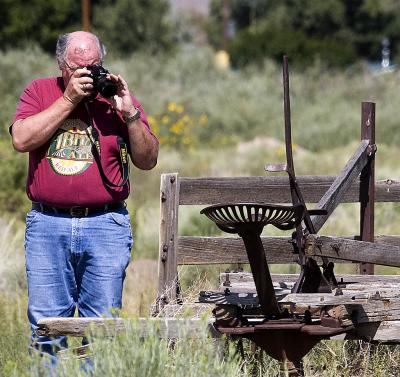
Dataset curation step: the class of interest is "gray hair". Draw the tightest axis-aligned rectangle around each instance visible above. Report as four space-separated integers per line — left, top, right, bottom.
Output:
56 32 107 69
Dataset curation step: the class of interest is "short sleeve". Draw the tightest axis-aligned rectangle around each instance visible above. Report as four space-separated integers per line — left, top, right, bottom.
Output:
13 80 42 124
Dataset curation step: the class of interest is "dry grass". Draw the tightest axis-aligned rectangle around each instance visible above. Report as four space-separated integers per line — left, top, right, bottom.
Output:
123 259 158 316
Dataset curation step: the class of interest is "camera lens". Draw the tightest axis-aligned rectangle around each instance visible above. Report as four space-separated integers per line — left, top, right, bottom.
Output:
87 65 118 98
99 81 118 97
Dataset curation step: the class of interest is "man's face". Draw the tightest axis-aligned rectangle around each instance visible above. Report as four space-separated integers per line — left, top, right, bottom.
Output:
62 34 101 86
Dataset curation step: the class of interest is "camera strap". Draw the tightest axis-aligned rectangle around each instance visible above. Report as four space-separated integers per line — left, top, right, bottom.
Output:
84 102 130 188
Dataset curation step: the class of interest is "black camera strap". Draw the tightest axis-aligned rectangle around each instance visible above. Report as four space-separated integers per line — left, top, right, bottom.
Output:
84 102 130 188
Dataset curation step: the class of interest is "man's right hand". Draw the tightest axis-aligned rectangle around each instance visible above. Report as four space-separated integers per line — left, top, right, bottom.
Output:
63 68 94 105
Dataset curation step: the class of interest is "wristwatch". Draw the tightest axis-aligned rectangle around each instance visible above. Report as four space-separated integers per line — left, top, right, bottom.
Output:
124 107 141 124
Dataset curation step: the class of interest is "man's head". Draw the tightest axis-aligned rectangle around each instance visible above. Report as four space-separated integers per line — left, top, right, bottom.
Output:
56 31 106 85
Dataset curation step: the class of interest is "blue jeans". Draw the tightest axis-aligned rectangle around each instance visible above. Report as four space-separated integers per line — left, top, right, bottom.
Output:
25 206 133 355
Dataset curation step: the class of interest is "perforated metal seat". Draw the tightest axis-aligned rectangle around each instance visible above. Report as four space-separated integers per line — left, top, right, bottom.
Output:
200 203 305 233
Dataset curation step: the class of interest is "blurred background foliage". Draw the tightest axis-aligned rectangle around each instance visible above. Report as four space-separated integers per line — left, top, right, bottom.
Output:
208 0 400 67
0 0 173 56
1 0 400 66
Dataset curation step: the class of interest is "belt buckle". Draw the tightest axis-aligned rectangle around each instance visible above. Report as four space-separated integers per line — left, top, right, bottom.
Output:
70 207 89 217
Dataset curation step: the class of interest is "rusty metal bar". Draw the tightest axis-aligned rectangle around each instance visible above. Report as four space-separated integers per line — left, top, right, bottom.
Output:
239 229 282 316
359 102 376 275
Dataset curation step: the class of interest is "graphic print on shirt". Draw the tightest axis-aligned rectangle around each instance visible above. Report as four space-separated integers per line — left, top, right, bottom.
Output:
47 119 94 176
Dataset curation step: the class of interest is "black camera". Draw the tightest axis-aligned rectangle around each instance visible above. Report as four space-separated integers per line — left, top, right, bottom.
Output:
87 64 118 98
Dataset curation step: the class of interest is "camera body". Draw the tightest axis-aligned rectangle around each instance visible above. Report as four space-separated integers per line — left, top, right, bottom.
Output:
87 64 118 98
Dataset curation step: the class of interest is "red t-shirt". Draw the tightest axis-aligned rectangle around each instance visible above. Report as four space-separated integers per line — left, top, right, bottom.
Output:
13 76 157 207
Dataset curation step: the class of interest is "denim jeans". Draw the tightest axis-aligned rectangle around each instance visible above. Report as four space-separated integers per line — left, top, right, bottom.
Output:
24 206 133 356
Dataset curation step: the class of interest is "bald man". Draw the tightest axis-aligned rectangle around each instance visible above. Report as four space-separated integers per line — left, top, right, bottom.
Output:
11 31 158 357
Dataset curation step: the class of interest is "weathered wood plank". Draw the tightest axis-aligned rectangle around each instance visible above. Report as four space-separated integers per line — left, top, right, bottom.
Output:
219 273 400 294
178 235 400 265
220 273 400 285
178 176 400 205
326 300 400 324
37 317 218 338
158 173 180 303
37 317 400 343
306 235 400 267
312 140 370 232
178 236 297 264
280 292 399 307
353 321 400 342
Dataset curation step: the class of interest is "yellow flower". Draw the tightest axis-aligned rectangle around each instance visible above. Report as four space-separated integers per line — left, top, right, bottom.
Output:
170 123 182 134
276 146 285 157
167 102 177 112
147 115 158 127
199 114 208 125
162 115 170 124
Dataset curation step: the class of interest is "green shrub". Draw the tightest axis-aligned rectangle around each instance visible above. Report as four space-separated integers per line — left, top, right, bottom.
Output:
56 320 243 377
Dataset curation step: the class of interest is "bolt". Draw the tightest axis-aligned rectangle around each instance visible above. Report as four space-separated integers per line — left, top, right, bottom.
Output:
161 245 168 262
371 291 381 300
334 287 343 296
170 176 176 183
223 273 231 287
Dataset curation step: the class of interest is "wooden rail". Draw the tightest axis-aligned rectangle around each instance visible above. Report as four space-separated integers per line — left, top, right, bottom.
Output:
178 177 400 205
177 235 400 265
37 316 400 343
306 235 400 267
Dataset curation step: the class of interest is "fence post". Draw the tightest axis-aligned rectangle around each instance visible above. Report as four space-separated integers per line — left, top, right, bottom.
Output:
156 173 180 313
359 102 376 275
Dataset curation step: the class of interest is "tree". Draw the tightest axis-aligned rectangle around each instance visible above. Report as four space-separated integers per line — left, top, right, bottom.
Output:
0 0 174 56
0 0 81 52
92 0 174 56
209 0 400 67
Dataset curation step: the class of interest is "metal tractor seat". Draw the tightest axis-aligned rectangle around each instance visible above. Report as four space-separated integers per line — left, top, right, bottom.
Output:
201 202 305 316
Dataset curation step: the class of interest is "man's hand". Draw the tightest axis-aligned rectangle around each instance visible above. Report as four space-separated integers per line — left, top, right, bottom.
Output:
106 73 158 170
63 68 94 105
107 74 137 117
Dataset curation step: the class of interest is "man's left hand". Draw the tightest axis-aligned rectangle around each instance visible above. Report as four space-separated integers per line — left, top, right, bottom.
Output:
108 74 137 119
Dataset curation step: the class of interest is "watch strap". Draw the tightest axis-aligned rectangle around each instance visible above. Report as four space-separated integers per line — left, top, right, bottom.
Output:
124 108 141 123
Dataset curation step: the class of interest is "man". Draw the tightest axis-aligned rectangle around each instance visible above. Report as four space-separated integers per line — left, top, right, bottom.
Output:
11 31 159 355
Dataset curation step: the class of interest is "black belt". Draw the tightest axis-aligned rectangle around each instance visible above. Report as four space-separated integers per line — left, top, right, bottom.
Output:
32 201 126 217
